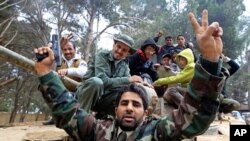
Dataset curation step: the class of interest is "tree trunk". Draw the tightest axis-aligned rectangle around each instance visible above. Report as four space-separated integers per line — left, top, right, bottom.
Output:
83 6 96 62
247 50 250 111
20 84 36 122
9 79 24 124
35 109 42 121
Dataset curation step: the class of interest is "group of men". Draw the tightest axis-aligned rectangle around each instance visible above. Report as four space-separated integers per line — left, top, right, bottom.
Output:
35 10 238 141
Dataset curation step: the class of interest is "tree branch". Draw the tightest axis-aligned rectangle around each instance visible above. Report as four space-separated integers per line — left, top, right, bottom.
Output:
92 22 130 42
0 0 25 11
0 18 14 37
0 0 8 6
119 16 145 22
0 77 17 89
4 31 18 47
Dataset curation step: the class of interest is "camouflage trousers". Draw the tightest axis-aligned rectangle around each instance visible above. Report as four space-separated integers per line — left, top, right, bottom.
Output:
76 77 121 118
162 87 240 114
218 94 240 113
163 86 186 108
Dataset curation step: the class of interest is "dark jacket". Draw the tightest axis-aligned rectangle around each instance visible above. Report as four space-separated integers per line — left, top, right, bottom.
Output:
128 38 159 83
221 59 240 97
157 45 175 63
140 38 159 53
128 50 158 82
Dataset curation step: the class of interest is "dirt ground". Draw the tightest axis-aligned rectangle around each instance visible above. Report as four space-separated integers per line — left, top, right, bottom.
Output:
0 122 69 141
0 122 229 141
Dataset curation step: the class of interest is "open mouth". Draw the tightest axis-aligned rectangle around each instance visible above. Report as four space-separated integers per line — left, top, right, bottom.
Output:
123 115 135 122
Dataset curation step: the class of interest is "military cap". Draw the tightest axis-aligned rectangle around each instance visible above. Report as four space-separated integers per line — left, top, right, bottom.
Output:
113 33 135 53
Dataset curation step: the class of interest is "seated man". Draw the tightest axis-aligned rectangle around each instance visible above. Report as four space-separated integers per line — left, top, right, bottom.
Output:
74 34 155 118
57 33 87 92
34 9 226 140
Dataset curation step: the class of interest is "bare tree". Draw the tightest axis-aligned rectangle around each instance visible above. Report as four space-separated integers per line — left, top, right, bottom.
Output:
19 83 37 122
9 77 24 123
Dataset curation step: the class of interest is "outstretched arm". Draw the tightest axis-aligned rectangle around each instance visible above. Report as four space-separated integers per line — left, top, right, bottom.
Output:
221 54 240 75
156 10 225 140
34 47 95 140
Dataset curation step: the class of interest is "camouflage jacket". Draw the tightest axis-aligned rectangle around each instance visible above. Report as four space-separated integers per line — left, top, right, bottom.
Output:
39 57 225 141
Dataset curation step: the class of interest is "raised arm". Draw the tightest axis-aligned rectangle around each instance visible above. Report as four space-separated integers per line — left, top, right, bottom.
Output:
156 9 225 140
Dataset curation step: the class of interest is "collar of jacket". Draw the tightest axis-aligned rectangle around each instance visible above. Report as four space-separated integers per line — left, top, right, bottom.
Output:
137 49 147 61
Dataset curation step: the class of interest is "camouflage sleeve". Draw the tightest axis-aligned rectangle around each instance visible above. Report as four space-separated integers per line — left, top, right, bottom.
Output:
38 71 96 140
156 57 225 140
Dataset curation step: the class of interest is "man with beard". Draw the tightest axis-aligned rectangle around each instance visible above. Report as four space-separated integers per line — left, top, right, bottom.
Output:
35 9 225 140
56 34 87 92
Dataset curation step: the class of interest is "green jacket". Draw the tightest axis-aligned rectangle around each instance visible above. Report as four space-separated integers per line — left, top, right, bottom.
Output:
39 57 225 141
154 48 195 87
83 50 130 90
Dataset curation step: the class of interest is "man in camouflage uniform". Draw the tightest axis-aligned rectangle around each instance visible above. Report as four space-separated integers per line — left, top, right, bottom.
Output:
34 10 226 140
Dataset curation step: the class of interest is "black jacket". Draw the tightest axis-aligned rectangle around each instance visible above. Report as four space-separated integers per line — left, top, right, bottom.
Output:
128 50 158 83
221 59 240 97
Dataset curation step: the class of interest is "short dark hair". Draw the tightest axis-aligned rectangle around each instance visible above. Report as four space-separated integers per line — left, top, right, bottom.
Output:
165 36 172 40
162 53 171 59
115 83 148 110
177 34 185 40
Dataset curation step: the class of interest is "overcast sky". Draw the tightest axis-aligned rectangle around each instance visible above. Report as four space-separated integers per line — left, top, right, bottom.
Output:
244 0 250 16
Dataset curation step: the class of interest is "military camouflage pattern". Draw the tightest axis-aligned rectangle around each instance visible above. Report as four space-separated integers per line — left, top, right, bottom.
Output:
38 57 227 141
219 97 241 113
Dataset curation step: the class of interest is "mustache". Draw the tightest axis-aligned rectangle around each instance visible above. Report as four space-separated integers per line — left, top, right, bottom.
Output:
122 114 135 119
